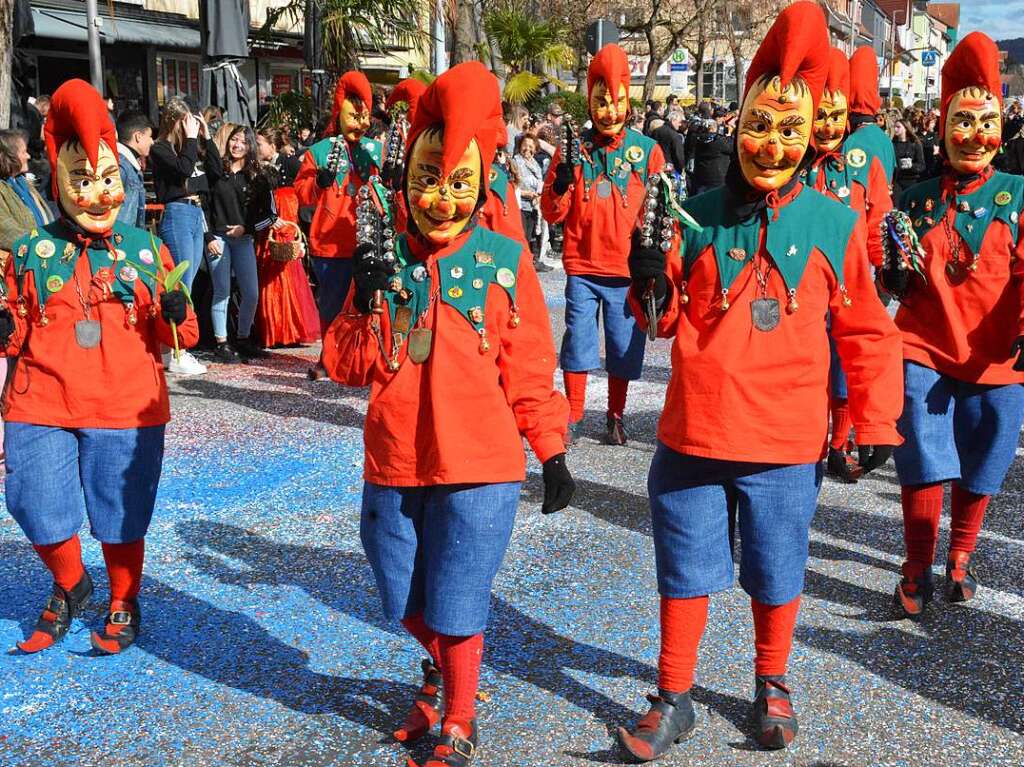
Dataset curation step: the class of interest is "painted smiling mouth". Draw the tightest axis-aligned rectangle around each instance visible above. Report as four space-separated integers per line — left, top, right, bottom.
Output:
753 160 791 173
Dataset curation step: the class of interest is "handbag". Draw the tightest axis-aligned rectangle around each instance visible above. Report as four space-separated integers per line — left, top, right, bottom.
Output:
267 220 306 262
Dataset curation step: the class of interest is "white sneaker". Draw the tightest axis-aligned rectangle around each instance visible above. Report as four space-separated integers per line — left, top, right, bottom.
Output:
167 350 208 376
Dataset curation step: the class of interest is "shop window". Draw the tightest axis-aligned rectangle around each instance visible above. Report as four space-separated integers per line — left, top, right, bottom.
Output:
156 55 201 106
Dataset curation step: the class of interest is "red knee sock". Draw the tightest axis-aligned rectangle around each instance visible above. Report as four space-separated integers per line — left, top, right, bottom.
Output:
658 595 709 694
829 398 852 450
607 376 629 420
437 632 483 730
901 483 944 569
101 540 145 603
949 484 990 556
33 535 85 591
401 613 441 663
564 371 588 423
751 596 800 677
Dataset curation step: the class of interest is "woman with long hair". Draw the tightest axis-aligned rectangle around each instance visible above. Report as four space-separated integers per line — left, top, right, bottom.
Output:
253 127 319 348
209 125 273 361
150 98 223 375
891 118 925 200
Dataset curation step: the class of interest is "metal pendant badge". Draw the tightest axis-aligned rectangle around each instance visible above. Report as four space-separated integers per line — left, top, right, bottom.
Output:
74 319 102 348
750 297 780 332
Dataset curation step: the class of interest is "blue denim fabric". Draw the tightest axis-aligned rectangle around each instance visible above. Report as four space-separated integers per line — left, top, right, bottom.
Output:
311 257 353 331
210 234 259 339
894 361 1024 495
4 424 166 545
360 481 521 636
158 201 206 291
828 333 849 399
560 275 646 380
648 443 822 605
116 153 146 229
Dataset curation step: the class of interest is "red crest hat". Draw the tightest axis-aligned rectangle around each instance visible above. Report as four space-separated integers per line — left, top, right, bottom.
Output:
743 1 830 111
940 32 1003 137
848 47 881 116
329 71 373 136
44 79 117 193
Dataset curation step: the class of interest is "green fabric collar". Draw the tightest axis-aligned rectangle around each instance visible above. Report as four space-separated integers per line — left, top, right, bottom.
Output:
309 136 382 187
489 164 510 207
842 124 895 184
575 128 655 199
804 151 870 206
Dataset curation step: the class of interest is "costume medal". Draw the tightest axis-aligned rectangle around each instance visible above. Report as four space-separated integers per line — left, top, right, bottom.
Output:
407 328 432 363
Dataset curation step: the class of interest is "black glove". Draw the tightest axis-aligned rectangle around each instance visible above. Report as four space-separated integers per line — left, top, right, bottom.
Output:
857 444 895 475
629 231 669 303
316 167 336 189
352 242 390 314
1013 336 1024 372
0 308 15 347
160 290 188 325
382 162 404 191
541 453 575 514
879 262 910 300
551 162 575 196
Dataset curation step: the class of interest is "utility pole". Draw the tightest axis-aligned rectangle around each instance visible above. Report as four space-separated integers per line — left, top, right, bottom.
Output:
848 0 858 53
433 0 447 75
85 0 103 92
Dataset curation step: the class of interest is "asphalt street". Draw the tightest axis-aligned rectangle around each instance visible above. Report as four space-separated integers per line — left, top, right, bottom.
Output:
1 266 1021 767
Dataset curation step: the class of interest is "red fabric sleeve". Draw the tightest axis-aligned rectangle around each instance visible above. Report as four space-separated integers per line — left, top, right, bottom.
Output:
540 148 575 225
322 298 382 388
1 251 29 357
829 219 904 446
1013 217 1024 339
497 255 569 463
864 157 893 268
294 151 324 209
154 244 198 349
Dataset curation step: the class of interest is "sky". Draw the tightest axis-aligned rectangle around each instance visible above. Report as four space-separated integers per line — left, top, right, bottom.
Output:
958 0 1024 42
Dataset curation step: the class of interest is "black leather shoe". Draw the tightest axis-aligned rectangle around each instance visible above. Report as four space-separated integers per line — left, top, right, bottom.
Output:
213 341 241 363
408 719 478 767
393 658 443 742
751 675 798 750
826 446 860 483
606 414 628 446
617 689 696 762
16 571 93 653
944 551 978 603
894 561 934 617
90 599 141 655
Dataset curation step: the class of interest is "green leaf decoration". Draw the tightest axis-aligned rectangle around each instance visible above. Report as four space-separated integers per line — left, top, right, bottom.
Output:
164 261 190 291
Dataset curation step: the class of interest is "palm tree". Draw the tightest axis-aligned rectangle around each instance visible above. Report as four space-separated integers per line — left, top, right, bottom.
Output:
482 3 574 103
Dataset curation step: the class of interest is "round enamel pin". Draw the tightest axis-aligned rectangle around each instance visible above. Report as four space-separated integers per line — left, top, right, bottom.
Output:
119 265 138 282
447 286 463 298
45 275 64 292
450 266 464 279
995 191 1012 206
138 249 155 265
496 267 516 288
411 265 427 282
489 168 498 184
472 278 484 289
108 249 126 262
837 186 850 198
1013 211 1020 224
468 306 484 323
727 248 746 261
625 145 645 164
35 240 55 259
845 148 867 169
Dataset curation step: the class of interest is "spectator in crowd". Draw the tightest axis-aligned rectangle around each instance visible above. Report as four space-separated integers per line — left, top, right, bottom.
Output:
256 127 301 186
0 128 54 462
643 99 663 134
0 128 53 252
115 112 154 229
202 106 224 138
254 127 320 349
689 110 732 195
210 126 274 362
891 118 925 201
151 98 223 375
916 111 942 179
297 126 315 147
651 107 687 173
503 103 529 154
513 133 550 273
25 95 50 197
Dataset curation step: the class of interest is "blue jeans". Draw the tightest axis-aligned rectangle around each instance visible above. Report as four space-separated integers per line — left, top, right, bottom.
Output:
894 361 1024 495
648 443 822 605
312 257 353 331
158 201 206 292
360 481 521 635
4 423 166 545
210 235 259 339
561 275 646 380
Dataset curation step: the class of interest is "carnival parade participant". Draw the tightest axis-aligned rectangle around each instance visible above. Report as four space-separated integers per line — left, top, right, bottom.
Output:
322 61 575 767
0 79 198 655
845 47 897 186
882 32 1024 617
541 43 665 446
805 48 894 482
295 71 381 379
383 77 427 235
617 3 903 757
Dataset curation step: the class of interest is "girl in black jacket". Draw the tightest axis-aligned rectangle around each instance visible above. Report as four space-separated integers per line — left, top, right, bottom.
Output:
209 126 274 362
892 119 925 201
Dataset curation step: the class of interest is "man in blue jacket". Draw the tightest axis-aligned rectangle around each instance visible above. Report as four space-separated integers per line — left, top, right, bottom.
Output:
115 112 153 229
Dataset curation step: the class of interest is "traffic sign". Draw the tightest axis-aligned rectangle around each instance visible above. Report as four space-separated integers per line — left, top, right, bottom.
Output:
585 20 619 56
670 63 688 72
921 50 937 67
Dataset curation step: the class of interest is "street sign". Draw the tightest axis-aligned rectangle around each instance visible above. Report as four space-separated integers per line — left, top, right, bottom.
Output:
921 50 937 67
670 63 688 72
585 20 619 56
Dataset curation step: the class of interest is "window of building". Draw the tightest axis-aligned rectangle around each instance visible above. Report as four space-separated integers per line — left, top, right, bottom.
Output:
156 54 201 106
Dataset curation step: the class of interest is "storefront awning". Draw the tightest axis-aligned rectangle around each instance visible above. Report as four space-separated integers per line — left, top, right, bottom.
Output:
30 7 199 49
